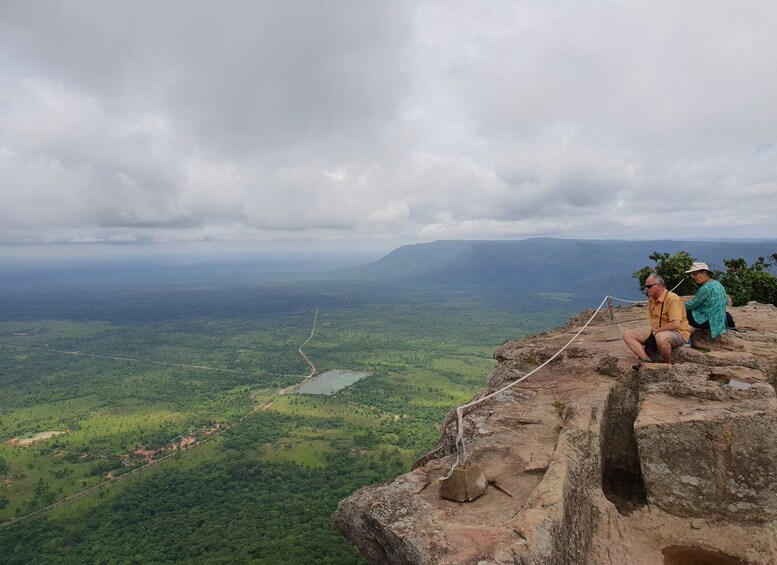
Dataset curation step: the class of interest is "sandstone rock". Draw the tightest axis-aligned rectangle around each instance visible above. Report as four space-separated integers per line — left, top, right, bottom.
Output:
486 360 528 389
595 355 624 378
333 302 777 565
690 330 746 351
635 390 777 521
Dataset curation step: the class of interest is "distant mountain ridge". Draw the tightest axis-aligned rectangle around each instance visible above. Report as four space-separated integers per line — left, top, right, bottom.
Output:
1 238 773 324
337 238 777 304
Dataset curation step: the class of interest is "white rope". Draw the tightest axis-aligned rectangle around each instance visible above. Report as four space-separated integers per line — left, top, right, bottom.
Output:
607 278 685 306
440 276 689 480
441 295 609 479
668 279 685 293
609 295 647 304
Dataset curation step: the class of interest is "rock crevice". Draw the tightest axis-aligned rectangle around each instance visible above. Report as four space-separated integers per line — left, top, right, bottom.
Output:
333 302 777 564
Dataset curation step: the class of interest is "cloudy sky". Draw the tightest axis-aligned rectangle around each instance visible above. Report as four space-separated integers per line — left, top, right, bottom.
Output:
1 0 776 254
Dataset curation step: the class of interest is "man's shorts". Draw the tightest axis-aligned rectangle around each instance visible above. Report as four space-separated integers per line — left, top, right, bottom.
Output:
666 331 687 348
644 330 686 349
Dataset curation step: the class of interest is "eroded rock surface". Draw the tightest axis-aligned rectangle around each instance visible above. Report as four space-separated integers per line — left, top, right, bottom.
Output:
332 302 777 564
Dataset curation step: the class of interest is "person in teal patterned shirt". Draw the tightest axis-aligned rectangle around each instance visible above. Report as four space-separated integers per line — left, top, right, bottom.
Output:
684 262 728 338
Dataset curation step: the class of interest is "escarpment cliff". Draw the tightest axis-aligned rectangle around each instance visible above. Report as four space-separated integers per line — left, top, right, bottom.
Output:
332 302 777 565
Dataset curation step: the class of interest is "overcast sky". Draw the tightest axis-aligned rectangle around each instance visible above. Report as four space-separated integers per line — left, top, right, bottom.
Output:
1 0 776 255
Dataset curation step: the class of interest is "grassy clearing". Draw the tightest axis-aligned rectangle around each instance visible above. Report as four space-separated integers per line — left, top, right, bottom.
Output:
267 395 384 427
260 439 333 467
0 320 121 338
0 404 193 521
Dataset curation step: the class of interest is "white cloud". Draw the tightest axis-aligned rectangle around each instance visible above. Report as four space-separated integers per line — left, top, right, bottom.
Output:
0 0 775 248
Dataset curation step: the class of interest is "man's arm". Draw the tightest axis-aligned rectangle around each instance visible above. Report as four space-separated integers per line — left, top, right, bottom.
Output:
654 319 681 333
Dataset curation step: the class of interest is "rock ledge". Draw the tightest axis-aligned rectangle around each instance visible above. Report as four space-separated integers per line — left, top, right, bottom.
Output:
332 302 777 564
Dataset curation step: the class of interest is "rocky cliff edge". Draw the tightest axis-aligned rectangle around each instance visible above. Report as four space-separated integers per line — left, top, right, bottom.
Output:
332 302 777 565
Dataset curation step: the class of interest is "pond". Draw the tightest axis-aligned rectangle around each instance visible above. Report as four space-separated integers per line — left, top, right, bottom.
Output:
296 369 372 395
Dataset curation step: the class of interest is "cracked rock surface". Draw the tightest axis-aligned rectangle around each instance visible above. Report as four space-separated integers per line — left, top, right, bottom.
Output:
332 302 777 564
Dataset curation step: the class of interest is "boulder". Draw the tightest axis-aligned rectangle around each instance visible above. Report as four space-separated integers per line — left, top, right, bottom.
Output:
635 391 777 521
439 464 487 502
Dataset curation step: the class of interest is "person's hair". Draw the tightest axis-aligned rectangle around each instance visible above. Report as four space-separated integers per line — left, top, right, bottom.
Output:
648 274 666 287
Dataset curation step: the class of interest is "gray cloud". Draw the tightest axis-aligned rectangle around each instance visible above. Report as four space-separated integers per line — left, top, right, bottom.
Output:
1 0 776 248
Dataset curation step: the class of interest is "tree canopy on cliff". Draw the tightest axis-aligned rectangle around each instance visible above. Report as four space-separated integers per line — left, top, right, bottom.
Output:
634 252 777 307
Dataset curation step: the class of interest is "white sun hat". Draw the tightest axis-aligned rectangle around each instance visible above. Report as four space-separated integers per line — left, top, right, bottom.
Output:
685 262 711 274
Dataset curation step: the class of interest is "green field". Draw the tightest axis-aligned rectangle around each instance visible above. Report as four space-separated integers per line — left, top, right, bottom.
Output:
0 275 564 563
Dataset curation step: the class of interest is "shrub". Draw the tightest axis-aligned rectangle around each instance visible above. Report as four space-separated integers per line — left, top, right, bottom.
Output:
720 255 777 306
633 251 696 296
634 251 777 307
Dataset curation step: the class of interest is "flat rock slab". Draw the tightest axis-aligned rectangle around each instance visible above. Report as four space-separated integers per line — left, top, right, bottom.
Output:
332 371 599 564
636 391 777 521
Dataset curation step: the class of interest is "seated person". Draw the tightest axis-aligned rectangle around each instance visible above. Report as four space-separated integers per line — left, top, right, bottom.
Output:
623 274 691 364
684 262 728 338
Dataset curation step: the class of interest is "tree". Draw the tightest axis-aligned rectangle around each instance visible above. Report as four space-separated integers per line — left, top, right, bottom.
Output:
720 255 777 306
633 251 697 296
635 251 777 307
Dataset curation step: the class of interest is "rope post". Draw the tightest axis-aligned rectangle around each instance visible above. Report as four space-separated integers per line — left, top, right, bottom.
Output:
605 296 623 341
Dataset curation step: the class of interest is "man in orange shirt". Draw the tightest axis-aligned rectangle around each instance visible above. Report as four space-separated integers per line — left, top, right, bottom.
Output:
623 274 691 364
